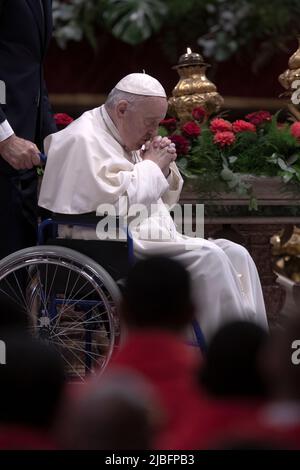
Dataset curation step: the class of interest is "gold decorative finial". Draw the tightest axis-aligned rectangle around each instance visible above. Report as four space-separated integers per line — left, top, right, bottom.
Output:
279 37 300 119
271 225 300 283
168 47 224 122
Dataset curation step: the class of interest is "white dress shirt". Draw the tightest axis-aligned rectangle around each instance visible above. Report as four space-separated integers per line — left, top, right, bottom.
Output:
0 119 14 142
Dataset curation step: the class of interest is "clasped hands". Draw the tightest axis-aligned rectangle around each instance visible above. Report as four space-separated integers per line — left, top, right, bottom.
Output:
141 136 177 178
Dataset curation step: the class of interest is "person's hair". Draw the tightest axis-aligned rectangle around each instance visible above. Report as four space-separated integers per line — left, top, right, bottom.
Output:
0 331 66 429
105 88 145 110
268 315 300 399
64 371 156 450
199 320 269 399
121 256 195 332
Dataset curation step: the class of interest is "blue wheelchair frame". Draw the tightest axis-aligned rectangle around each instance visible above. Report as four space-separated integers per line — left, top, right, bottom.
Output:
37 214 206 354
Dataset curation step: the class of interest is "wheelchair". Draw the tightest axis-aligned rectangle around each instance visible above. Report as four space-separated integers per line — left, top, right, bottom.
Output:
0 212 206 381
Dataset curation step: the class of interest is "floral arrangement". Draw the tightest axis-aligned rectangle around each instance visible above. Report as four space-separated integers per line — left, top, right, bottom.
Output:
159 108 300 209
37 113 73 177
54 112 74 130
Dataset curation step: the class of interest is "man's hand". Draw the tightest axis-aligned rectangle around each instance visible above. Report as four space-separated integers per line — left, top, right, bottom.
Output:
141 136 177 177
0 134 41 170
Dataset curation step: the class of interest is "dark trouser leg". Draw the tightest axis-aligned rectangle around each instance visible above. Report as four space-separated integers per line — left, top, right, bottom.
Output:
0 170 37 260
0 171 37 324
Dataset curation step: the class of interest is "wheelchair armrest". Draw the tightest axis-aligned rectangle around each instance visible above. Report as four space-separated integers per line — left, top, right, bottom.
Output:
38 214 134 262
51 212 107 225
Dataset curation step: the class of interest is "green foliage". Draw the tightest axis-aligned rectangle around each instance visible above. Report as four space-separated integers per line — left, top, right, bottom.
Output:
52 0 300 69
52 0 105 48
102 0 167 45
197 0 300 70
52 0 167 48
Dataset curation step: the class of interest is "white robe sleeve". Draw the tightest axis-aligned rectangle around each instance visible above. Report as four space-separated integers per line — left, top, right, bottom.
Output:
91 142 170 212
119 159 169 206
161 161 184 207
39 128 169 214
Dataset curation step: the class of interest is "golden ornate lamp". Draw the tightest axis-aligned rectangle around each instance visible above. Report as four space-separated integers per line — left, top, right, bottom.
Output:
271 225 300 317
278 36 300 119
168 47 224 122
271 225 300 281
271 38 300 315
275 38 300 281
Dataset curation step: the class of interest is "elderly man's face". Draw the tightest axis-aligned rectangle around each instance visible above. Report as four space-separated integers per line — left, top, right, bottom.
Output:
117 97 168 151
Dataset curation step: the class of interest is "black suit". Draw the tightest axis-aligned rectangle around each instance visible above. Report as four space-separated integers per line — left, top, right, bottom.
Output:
0 0 56 259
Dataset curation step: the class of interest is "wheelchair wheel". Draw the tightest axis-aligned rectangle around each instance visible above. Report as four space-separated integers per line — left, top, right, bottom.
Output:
0 245 121 380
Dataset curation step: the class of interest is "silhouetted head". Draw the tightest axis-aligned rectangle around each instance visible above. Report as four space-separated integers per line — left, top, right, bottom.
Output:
0 330 66 429
121 257 195 333
262 315 300 400
62 370 158 450
200 321 269 399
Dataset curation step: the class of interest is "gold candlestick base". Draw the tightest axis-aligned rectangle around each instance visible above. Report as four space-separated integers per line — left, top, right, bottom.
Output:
279 36 300 115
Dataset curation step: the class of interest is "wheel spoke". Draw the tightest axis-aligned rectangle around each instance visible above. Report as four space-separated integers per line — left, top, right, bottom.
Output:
55 286 101 319
12 272 31 313
0 251 120 379
33 267 48 313
52 333 110 349
54 322 110 337
54 267 87 325
43 262 59 310
54 338 106 360
52 303 109 336
54 334 98 373
52 342 85 382
0 283 28 313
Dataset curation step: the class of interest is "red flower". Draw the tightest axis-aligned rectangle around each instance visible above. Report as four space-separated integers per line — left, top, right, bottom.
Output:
169 134 190 155
182 121 201 138
210 118 232 133
214 131 236 147
232 120 256 133
159 118 177 132
192 107 206 123
245 111 272 126
290 121 300 140
54 113 74 128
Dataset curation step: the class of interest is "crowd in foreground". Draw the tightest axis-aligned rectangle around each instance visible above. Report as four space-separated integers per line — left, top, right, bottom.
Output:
0 256 299 450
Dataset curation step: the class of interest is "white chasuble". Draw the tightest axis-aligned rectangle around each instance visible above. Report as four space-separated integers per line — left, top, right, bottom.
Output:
39 105 268 339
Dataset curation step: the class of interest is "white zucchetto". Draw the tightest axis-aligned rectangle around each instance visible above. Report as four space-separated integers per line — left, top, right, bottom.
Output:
115 73 167 98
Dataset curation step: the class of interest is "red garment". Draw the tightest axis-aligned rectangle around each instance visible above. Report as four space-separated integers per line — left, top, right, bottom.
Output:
159 395 263 449
222 402 300 449
107 331 266 450
109 330 203 445
0 425 56 450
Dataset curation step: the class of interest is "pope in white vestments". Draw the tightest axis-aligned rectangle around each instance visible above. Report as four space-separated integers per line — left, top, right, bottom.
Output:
38 73 268 339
